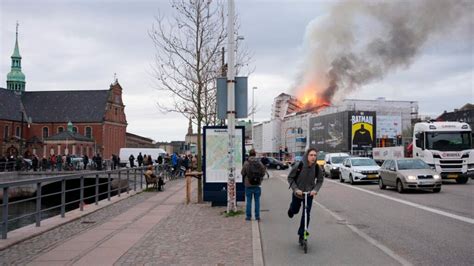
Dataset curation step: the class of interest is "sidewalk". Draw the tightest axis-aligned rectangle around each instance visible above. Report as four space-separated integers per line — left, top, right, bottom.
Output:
0 178 259 265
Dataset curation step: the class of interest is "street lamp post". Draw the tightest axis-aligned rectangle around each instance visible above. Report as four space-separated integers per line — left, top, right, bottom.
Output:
252 86 257 123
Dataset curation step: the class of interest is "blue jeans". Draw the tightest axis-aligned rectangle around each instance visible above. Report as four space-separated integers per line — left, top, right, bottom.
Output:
245 186 261 220
288 193 313 237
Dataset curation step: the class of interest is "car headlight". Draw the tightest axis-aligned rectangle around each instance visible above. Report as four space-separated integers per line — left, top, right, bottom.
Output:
433 174 441 180
332 166 338 170
406 175 417 181
354 169 361 173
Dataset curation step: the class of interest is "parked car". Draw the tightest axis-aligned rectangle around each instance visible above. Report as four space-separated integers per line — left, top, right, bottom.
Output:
260 157 289 170
340 157 380 184
323 153 350 179
378 158 442 193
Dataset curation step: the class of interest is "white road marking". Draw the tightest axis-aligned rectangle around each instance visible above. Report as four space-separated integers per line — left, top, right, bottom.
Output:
274 174 412 266
315 201 413 266
325 179 474 225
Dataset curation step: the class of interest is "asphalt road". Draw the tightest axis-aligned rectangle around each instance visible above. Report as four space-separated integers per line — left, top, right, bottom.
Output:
259 170 474 266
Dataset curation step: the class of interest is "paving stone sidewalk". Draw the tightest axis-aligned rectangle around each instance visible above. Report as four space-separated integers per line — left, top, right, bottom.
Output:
0 179 253 265
116 195 253 265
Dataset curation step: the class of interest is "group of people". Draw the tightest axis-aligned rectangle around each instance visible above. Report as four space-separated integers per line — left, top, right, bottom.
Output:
242 148 324 245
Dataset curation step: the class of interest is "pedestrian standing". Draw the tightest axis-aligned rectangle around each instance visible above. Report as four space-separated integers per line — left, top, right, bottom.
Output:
129 154 135 168
83 154 89 170
241 149 266 221
137 152 143 167
287 148 324 245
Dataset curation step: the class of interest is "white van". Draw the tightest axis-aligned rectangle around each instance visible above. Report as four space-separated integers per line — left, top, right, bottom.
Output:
119 148 167 167
323 152 350 178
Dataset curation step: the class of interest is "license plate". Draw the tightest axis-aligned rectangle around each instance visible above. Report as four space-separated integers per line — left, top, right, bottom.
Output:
367 174 377 179
447 174 458 179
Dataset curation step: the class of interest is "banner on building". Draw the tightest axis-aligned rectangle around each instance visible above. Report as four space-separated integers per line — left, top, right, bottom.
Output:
350 111 376 150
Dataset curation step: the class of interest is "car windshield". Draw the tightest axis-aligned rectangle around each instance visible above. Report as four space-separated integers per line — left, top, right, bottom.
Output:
351 158 378 166
331 156 348 164
426 131 471 151
397 159 430 170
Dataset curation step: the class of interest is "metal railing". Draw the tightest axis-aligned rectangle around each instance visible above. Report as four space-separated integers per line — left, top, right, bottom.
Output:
0 164 184 239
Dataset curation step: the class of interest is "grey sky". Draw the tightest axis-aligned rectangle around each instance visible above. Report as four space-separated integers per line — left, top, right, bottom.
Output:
1 0 472 142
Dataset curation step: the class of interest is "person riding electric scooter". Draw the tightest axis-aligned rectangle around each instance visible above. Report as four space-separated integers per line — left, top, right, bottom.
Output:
287 148 324 252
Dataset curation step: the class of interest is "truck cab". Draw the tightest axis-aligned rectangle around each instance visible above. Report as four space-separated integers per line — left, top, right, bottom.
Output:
413 121 473 184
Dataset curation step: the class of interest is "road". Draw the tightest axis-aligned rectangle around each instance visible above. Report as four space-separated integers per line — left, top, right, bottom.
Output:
259 169 474 266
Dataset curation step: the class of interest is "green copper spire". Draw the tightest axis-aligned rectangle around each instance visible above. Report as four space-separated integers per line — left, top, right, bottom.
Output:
67 121 73 132
6 21 26 93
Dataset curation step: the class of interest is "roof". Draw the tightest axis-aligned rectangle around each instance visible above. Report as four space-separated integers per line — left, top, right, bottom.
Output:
0 88 23 121
21 90 109 123
44 130 93 142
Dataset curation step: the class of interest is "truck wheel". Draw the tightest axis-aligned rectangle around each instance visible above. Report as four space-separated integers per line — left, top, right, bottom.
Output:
378 178 386 189
456 176 468 184
396 180 405 193
433 187 441 193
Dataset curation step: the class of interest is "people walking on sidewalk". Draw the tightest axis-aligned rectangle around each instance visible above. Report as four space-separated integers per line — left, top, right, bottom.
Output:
287 148 324 244
241 149 266 221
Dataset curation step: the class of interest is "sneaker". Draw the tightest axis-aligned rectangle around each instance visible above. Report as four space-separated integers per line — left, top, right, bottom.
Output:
245 217 251 221
256 217 260 221
298 235 304 246
287 209 294 218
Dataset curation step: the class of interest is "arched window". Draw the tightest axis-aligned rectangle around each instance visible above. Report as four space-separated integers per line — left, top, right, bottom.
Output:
73 127 78 133
4 126 9 139
42 127 49 138
85 127 92 139
58 127 64 133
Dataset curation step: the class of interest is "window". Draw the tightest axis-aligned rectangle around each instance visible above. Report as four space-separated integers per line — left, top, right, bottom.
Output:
3 126 9 139
115 107 118 115
85 127 92 139
16 126 20 137
58 127 64 133
73 127 78 133
42 127 49 138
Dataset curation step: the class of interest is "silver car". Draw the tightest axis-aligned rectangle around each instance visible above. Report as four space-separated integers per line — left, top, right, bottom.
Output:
379 158 442 193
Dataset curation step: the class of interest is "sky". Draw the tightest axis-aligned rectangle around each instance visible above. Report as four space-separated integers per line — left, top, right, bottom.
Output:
1 0 473 142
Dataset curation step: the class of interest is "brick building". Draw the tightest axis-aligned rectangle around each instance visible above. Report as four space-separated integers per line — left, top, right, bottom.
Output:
0 25 127 159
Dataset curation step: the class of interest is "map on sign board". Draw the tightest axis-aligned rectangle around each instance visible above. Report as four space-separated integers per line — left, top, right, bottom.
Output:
205 128 243 183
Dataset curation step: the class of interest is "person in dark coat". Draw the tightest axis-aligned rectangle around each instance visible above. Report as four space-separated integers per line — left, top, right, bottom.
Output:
129 154 135 168
137 152 143 167
83 154 89 170
241 149 266 221
287 148 324 245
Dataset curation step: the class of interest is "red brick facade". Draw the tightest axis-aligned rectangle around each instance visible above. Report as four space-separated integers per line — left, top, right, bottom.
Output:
0 83 127 159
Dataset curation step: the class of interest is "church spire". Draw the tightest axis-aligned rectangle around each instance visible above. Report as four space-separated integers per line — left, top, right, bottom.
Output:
7 21 26 93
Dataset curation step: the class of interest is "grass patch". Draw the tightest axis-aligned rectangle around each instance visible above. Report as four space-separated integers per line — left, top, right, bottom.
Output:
221 210 244 217
142 188 158 192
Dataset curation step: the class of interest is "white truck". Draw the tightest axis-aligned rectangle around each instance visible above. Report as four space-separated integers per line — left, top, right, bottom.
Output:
413 121 473 184
372 146 405 164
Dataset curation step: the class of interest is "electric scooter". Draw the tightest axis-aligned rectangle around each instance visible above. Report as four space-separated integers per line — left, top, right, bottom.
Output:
301 192 310 253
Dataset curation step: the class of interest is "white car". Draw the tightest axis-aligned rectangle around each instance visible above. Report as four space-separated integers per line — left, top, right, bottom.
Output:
323 153 350 178
340 157 380 184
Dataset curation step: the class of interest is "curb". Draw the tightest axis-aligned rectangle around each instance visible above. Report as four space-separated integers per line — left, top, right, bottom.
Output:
252 219 264 266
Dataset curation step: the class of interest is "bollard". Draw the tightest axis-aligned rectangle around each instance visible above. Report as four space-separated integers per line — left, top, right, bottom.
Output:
2 187 9 239
61 179 66 218
80 176 84 211
36 182 42 226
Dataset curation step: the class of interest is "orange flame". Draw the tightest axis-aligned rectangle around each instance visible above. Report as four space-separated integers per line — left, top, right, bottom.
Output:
296 80 330 110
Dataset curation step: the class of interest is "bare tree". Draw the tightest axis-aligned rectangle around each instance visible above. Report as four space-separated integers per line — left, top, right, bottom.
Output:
150 0 252 202
150 0 226 203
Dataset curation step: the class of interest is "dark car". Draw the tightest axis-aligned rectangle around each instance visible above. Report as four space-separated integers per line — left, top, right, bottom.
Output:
261 157 289 170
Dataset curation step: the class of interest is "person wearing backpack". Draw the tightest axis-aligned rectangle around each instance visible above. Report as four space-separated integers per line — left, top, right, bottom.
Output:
241 149 266 221
287 148 324 245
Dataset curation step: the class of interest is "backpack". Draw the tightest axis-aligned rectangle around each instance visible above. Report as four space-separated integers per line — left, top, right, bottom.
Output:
247 160 264 185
